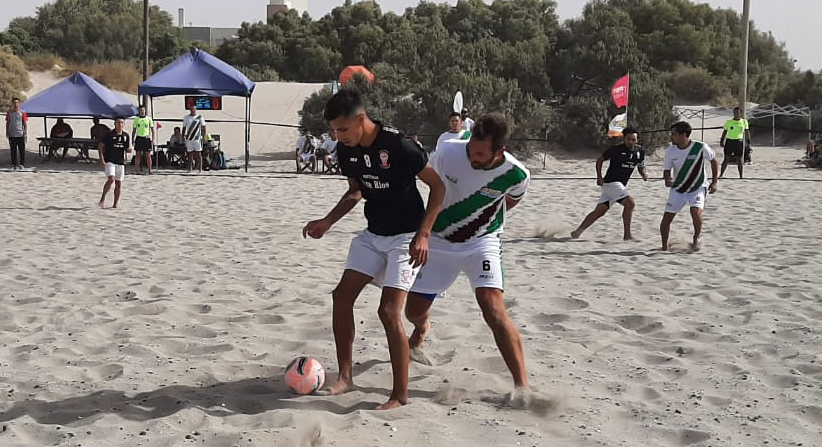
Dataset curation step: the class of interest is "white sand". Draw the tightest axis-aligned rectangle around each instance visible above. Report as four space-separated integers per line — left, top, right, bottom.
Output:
0 73 820 446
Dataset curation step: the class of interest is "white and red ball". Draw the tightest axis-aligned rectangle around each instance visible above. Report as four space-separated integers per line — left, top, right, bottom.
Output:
284 356 325 395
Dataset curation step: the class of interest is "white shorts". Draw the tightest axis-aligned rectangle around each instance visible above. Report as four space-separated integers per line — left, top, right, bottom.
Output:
345 230 419 292
185 140 202 153
104 162 125 181
665 187 706 214
299 153 314 163
598 182 629 204
410 235 503 298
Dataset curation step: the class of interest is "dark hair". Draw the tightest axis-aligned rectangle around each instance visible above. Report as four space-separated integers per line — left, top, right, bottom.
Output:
472 113 509 152
12 97 19 102
114 116 125 122
733 106 741 112
324 87 365 121
449 111 461 118
622 127 638 137
670 121 692 137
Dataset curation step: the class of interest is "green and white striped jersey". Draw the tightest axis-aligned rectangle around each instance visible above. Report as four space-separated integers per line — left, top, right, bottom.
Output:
430 139 530 243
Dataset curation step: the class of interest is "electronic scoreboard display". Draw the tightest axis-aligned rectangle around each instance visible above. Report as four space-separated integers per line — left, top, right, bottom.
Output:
184 96 222 111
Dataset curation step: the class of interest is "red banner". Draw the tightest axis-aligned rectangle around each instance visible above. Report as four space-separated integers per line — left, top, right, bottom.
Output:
611 74 630 108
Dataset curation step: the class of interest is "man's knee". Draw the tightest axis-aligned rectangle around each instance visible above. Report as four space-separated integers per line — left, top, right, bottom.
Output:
476 289 509 328
621 197 635 210
405 293 432 322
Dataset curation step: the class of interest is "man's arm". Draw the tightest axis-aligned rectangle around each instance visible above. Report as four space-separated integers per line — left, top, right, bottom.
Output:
303 178 362 239
150 122 156 145
98 141 106 165
719 130 727 147
708 159 719 193
22 113 27 136
663 169 673 187
505 194 522 211
409 165 446 267
744 128 752 146
595 156 605 185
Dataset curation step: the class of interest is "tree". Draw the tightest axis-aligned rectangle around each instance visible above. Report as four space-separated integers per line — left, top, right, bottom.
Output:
0 46 32 105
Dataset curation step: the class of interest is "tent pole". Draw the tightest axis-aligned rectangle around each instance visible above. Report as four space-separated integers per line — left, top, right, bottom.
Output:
772 114 775 147
245 96 251 173
701 110 705 141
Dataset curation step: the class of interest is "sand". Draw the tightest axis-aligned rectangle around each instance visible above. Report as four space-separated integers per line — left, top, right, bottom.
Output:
0 72 820 446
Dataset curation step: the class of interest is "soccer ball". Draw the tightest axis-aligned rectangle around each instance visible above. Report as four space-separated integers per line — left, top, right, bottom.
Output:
284 356 325 395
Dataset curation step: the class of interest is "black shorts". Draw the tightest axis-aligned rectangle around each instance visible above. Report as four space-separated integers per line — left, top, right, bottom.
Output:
724 139 744 158
135 136 152 152
315 147 329 157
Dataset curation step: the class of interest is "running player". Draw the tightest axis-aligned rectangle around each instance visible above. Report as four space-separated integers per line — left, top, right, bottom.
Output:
570 127 647 240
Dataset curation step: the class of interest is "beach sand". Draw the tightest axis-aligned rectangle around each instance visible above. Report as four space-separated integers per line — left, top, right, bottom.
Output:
0 74 820 446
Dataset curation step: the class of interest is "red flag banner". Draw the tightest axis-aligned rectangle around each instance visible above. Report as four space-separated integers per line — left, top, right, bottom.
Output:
611 74 630 108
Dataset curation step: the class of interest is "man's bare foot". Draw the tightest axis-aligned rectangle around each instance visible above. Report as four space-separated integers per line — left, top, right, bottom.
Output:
376 397 407 410
570 230 582 239
623 235 636 241
98 201 105 209
409 320 430 349
661 245 668 251
691 238 702 252
319 378 354 396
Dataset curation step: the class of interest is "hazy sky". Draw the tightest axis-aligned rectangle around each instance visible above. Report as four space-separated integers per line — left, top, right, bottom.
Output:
1 1 818 70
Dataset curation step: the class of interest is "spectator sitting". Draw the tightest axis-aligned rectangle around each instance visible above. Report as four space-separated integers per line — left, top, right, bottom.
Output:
317 129 339 172
806 135 822 168
90 117 110 141
168 126 185 146
295 128 317 173
50 118 74 158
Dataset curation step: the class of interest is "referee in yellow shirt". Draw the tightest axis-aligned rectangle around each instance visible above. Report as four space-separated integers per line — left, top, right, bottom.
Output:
132 105 155 174
720 106 751 179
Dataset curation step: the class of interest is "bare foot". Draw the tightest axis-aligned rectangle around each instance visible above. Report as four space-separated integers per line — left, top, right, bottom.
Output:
691 238 702 252
661 245 668 252
623 235 636 241
409 320 430 349
376 397 407 410
570 230 581 239
98 201 105 209
319 377 355 396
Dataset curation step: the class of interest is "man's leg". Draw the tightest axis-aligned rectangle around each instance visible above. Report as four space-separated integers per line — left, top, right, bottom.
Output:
690 206 703 252
619 196 636 240
405 292 435 365
325 269 372 395
571 202 609 239
736 152 744 179
134 150 142 173
10 138 19 167
15 138 26 167
475 287 528 389
406 293 434 349
187 151 193 172
113 180 122 208
146 148 153 174
660 212 676 251
377 286 411 410
720 156 729 178
195 151 203 172
99 177 114 207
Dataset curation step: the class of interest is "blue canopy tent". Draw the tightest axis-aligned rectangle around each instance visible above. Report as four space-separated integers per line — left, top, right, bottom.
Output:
138 48 256 171
22 72 139 136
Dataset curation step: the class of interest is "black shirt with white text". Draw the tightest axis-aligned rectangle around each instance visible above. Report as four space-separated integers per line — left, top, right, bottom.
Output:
602 143 645 186
103 131 130 165
337 124 428 236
